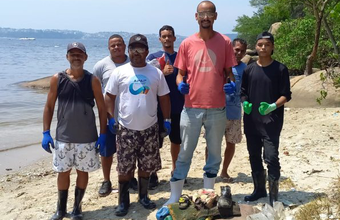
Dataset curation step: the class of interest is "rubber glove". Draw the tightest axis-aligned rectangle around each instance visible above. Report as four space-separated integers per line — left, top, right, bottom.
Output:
178 81 189 95
243 101 253 115
42 130 54 153
259 102 277 115
95 133 107 154
108 117 116 134
164 121 171 136
223 81 236 95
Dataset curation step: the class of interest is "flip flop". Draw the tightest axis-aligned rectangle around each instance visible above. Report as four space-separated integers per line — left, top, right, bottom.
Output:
221 176 234 183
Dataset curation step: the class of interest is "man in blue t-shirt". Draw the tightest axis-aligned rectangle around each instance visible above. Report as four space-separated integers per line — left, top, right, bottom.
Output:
220 38 247 182
147 25 184 189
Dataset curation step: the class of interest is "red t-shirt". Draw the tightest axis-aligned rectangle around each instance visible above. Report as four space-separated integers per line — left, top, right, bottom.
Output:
174 32 236 108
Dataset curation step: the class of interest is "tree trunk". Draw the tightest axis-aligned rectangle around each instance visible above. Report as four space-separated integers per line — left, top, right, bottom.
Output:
322 18 340 56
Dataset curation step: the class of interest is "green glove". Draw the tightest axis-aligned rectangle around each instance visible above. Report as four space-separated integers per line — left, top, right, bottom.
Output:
259 102 277 115
243 101 253 115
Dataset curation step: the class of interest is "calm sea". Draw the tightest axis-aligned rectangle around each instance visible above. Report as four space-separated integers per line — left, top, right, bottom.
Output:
0 38 165 152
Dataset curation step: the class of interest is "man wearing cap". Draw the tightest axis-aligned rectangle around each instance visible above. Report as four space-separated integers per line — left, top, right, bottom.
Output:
241 31 291 206
93 34 132 197
105 34 171 216
164 1 236 206
42 42 107 220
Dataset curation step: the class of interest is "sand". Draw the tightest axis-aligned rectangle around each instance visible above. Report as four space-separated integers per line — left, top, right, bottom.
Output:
0 107 339 220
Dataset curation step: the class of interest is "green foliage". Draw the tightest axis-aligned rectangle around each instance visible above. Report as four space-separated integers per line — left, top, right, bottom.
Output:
273 18 315 74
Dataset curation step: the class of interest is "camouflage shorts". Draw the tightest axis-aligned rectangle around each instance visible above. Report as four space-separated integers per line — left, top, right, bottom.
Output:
116 123 161 175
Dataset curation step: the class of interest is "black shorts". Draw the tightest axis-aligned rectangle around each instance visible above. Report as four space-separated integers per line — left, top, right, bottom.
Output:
158 112 182 147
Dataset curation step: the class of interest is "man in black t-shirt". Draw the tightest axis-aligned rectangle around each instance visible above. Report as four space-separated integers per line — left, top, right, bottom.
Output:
241 32 291 206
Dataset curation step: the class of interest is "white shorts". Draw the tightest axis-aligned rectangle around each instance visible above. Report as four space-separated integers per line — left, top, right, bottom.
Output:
225 119 242 144
52 141 100 173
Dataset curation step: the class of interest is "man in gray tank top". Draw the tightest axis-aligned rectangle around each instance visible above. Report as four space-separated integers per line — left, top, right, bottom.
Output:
42 42 107 220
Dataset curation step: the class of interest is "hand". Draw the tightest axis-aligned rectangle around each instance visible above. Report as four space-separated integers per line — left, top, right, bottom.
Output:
108 117 116 134
164 121 171 136
95 133 107 155
163 60 174 76
178 81 190 95
223 81 236 95
42 130 54 153
259 102 277 115
243 101 253 115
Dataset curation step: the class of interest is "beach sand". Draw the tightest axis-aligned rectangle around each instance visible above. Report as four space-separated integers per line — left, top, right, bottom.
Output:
0 107 339 219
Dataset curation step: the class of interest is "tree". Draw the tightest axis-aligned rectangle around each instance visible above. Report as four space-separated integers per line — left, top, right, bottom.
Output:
302 0 340 75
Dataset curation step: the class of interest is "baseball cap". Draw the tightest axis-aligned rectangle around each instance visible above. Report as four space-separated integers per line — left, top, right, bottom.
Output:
67 42 86 54
256 31 274 44
128 34 148 49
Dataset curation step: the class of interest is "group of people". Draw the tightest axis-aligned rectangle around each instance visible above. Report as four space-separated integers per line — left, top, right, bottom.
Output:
41 1 291 219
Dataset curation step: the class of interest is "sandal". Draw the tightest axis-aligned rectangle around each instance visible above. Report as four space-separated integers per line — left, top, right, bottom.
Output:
220 174 234 183
178 194 191 210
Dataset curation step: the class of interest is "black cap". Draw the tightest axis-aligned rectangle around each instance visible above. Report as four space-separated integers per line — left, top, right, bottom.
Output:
128 34 148 49
256 31 274 44
67 42 86 54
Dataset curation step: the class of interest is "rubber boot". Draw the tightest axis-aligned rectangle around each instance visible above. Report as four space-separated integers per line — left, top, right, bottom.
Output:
244 170 267 202
138 176 156 209
71 187 85 220
268 177 279 206
203 174 216 189
50 190 68 220
115 181 130 216
163 179 185 206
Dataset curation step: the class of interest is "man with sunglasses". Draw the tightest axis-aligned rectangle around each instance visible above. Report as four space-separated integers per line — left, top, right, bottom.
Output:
105 34 171 216
164 1 237 206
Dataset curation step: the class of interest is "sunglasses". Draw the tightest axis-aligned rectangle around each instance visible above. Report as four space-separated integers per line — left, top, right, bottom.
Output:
129 47 146 53
197 11 215 19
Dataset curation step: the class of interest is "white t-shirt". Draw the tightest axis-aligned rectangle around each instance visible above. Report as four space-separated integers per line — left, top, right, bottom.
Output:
105 63 170 131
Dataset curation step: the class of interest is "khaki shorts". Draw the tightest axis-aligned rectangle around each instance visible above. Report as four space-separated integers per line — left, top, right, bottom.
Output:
52 141 100 173
116 123 161 175
225 119 242 144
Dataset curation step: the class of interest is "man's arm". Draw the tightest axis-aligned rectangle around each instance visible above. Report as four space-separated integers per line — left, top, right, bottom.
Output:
43 74 58 131
105 92 116 120
92 76 107 134
224 67 235 82
176 69 186 85
158 94 171 119
275 96 287 108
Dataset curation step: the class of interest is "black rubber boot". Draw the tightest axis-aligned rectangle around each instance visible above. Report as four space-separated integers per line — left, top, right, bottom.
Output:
268 177 279 206
71 187 85 220
115 181 130 217
138 176 156 209
244 170 267 202
50 190 68 220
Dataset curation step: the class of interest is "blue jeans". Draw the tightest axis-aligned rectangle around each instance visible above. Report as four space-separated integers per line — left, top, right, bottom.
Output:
172 107 226 181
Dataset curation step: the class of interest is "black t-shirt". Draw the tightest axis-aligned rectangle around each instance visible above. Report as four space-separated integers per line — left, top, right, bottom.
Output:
241 60 292 138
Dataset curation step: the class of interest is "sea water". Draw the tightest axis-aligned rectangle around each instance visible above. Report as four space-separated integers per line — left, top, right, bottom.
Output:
0 38 164 152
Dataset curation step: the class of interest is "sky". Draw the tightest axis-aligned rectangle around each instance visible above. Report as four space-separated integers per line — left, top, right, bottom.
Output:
0 0 256 36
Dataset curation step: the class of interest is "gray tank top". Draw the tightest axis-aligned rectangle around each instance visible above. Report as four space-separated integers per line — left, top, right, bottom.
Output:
56 70 98 143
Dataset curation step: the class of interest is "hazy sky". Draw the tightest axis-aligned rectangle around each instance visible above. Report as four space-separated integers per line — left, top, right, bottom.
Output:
0 0 256 36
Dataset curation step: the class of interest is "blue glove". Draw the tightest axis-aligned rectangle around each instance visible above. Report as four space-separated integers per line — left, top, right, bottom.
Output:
223 81 236 95
164 121 171 136
42 130 54 153
259 102 277 115
178 81 190 95
108 117 116 134
95 133 107 154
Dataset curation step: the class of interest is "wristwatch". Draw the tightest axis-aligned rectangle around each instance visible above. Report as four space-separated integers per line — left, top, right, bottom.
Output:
164 119 171 123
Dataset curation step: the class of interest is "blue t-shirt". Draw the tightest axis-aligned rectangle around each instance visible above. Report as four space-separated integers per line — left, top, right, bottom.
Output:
147 51 184 114
226 62 247 120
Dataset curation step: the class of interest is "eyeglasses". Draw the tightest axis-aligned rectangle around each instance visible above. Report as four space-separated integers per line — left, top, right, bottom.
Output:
129 47 146 53
197 11 215 19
